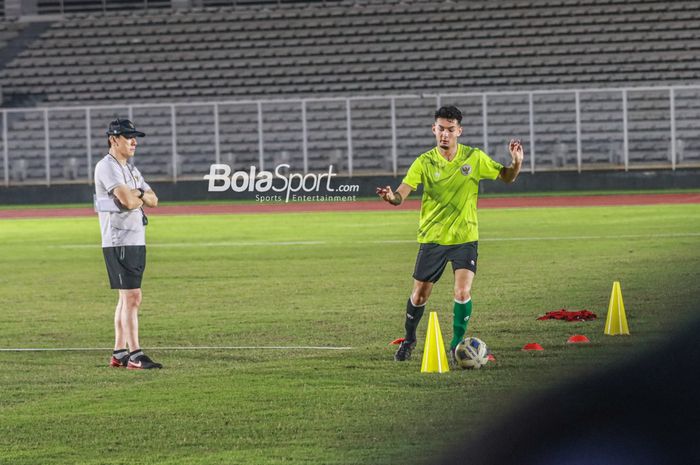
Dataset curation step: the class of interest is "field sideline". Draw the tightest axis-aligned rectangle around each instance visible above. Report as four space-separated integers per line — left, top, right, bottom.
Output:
1 193 699 465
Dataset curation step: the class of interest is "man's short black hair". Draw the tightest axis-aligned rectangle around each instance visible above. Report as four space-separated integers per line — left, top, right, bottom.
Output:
434 105 463 124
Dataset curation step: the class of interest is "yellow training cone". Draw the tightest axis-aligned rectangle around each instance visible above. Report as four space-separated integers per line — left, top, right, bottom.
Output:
604 281 630 335
421 311 450 373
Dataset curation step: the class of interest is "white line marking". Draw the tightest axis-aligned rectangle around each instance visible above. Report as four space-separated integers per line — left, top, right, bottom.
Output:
482 232 700 242
55 241 327 249
0 346 353 352
51 232 700 249
151 241 327 248
370 240 415 244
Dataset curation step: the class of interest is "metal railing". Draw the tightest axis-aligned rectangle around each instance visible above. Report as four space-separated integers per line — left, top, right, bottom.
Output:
1 84 699 187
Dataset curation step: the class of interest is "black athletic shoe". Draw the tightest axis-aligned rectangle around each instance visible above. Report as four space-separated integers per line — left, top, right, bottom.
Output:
394 339 416 361
127 353 163 370
109 354 129 368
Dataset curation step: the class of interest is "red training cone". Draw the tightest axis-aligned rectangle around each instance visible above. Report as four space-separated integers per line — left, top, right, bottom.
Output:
390 337 405 345
567 334 590 344
522 342 544 351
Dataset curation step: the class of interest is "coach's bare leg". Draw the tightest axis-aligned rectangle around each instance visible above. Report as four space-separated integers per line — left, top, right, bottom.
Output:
120 288 142 352
114 293 127 350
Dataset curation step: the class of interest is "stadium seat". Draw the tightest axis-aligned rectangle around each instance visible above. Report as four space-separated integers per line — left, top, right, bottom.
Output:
0 0 698 181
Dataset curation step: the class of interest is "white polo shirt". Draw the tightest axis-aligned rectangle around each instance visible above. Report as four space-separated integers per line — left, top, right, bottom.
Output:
94 154 151 248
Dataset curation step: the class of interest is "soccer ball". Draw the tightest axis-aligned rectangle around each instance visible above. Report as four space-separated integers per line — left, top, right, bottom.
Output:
454 337 489 369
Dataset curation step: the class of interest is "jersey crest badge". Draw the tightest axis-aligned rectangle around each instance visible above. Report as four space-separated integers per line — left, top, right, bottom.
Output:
460 164 472 176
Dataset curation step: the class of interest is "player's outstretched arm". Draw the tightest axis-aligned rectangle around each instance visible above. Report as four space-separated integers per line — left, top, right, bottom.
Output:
500 139 524 184
376 183 412 206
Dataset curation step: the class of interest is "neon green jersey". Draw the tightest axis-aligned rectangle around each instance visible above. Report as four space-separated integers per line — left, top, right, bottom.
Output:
402 144 503 245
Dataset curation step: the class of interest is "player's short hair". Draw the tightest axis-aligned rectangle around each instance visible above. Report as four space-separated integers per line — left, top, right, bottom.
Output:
434 105 463 124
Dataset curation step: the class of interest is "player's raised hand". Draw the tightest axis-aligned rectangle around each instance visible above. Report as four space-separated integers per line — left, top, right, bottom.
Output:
508 139 524 165
376 185 396 203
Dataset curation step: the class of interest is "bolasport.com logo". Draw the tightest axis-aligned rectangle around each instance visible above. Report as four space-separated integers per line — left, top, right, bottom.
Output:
203 164 360 203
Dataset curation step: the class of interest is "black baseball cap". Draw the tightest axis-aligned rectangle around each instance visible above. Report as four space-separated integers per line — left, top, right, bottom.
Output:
106 118 146 137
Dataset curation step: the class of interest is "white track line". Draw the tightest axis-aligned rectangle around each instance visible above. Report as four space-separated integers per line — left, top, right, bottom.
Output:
483 232 700 241
0 346 353 352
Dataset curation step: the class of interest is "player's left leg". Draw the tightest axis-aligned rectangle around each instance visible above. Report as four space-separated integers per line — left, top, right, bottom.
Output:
450 268 475 350
448 242 478 351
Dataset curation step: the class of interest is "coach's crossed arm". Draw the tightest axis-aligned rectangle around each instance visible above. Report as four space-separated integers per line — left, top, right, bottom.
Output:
139 189 158 208
112 184 143 210
111 185 158 210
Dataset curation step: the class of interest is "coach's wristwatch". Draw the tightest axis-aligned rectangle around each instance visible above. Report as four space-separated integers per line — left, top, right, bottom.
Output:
137 188 145 199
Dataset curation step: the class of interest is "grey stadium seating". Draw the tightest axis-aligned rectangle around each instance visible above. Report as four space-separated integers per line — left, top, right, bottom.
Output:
0 0 699 182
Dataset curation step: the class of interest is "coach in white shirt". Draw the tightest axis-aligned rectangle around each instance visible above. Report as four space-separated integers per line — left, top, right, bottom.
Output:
94 118 162 370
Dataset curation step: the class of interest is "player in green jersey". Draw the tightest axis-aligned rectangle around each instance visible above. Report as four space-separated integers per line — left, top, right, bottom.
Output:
377 105 524 362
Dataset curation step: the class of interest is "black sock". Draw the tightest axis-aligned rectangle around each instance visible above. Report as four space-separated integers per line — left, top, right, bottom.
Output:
129 349 144 361
404 298 426 342
113 349 128 359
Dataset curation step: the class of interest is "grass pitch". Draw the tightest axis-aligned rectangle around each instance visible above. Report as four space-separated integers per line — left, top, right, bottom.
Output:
0 202 699 465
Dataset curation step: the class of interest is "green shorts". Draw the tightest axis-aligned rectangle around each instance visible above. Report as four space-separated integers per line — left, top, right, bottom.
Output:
412 241 478 283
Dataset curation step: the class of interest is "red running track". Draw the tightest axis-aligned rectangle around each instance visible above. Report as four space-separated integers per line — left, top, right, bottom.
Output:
1 193 699 219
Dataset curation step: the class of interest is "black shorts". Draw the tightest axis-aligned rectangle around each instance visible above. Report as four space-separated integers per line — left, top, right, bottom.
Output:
102 246 146 289
412 242 478 283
